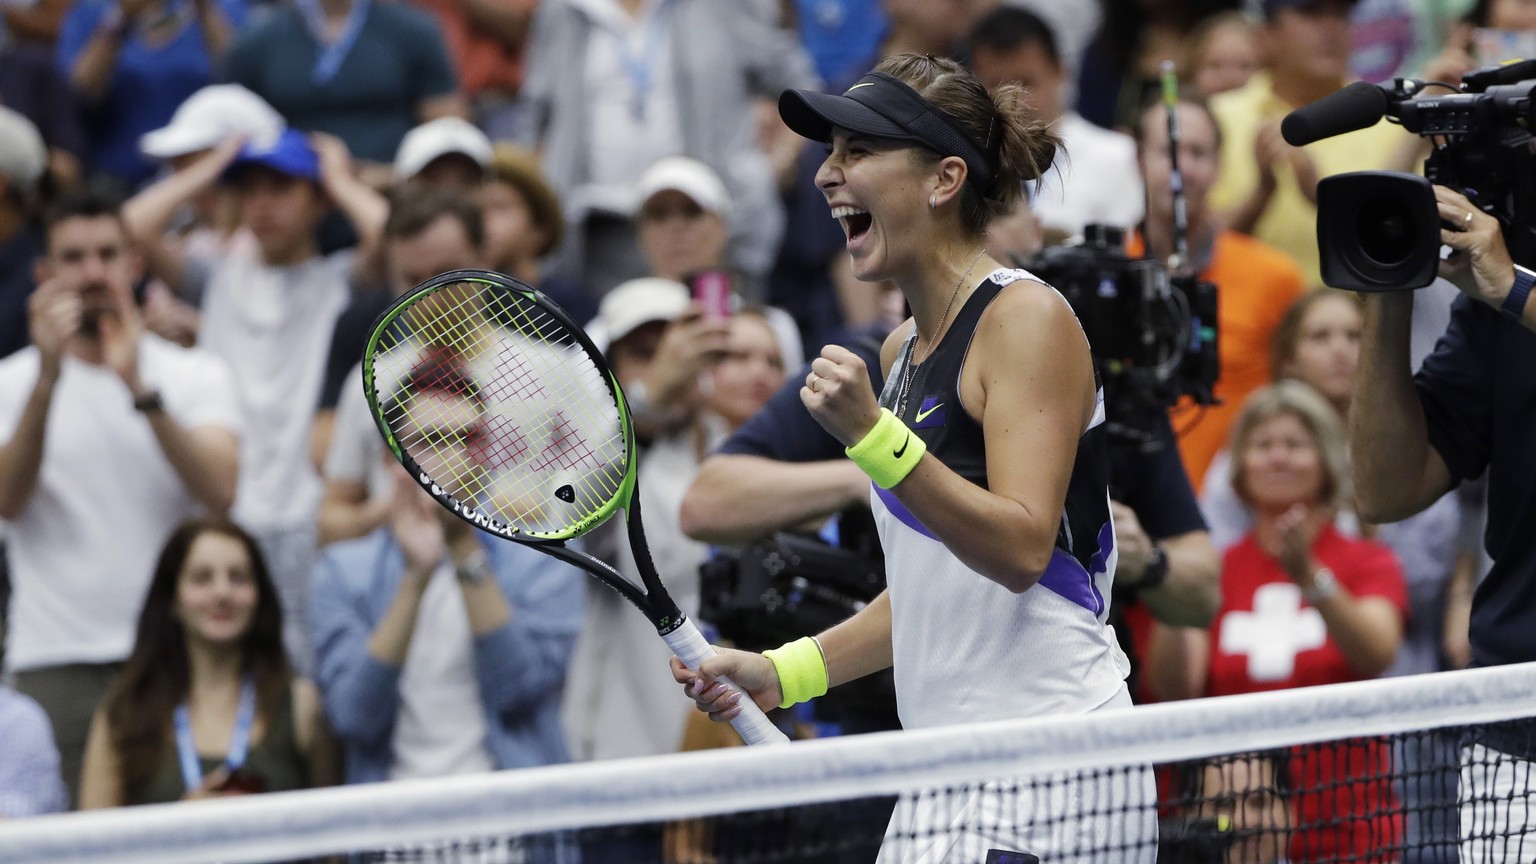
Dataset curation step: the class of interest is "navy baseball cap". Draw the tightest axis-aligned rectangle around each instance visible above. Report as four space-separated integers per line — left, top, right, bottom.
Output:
225 128 320 182
779 71 996 193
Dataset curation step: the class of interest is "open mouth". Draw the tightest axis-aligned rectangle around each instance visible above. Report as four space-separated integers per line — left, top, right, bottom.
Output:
831 205 872 243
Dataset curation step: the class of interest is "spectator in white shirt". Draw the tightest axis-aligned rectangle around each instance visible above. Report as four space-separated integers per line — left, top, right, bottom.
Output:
970 6 1145 240
123 129 388 675
0 189 241 805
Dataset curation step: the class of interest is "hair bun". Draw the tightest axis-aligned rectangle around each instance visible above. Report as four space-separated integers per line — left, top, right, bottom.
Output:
1025 134 1057 182
988 83 1061 186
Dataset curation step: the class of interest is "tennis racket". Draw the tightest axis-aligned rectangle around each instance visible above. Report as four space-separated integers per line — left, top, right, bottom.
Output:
362 269 788 747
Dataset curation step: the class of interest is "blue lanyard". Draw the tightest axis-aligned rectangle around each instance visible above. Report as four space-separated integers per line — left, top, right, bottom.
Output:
295 0 371 85
615 0 671 120
173 676 256 793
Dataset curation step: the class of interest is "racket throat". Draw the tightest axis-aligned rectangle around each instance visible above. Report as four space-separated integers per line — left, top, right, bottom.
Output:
654 607 687 636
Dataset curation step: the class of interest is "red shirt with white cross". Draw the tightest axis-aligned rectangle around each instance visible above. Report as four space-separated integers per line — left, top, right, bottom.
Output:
1207 524 1409 864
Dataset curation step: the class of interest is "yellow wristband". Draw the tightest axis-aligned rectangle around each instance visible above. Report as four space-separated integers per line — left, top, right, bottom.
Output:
763 636 829 709
845 408 926 489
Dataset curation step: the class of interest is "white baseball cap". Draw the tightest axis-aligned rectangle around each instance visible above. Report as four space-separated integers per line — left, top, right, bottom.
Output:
635 156 732 218
0 106 45 199
394 117 493 181
140 85 285 160
591 277 691 352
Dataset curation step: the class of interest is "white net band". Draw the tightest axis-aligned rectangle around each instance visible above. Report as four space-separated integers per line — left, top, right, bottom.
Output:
2 662 1533 864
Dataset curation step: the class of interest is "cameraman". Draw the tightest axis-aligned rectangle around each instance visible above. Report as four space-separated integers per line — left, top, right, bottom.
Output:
1352 186 1536 858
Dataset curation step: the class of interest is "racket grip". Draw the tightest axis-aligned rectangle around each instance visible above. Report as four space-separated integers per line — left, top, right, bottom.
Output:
663 619 790 746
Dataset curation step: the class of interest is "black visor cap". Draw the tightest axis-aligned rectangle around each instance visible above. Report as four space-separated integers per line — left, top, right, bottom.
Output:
779 72 996 193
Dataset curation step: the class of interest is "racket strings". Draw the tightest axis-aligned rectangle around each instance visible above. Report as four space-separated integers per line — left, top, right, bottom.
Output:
406 288 624 514
373 280 629 537
468 290 627 515
383 316 623 529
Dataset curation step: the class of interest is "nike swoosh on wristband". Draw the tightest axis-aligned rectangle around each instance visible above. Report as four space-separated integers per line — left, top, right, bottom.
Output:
915 402 943 423
893 433 910 459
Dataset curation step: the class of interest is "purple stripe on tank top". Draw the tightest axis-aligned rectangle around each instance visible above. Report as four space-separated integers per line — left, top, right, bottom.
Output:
1035 521 1114 615
878 481 1113 616
874 485 940 542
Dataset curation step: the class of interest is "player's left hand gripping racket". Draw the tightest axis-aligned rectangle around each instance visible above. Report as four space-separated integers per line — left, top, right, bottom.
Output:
363 269 788 746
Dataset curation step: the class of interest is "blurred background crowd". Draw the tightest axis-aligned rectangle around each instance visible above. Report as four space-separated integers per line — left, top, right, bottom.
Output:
0 0 1505 859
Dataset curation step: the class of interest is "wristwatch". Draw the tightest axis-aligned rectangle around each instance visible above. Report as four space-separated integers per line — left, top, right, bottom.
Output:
1503 264 1535 319
132 390 165 414
1303 567 1340 604
454 548 492 584
1136 545 1169 592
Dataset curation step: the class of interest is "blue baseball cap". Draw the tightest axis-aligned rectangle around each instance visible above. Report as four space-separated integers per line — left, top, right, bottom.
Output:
225 128 320 182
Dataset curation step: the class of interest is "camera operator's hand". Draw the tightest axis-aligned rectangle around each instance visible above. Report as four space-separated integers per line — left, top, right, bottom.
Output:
669 650 782 722
801 345 881 447
1110 500 1156 586
1436 185 1517 309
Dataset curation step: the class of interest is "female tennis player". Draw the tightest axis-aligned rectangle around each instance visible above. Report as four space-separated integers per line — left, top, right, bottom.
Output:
670 53 1156 862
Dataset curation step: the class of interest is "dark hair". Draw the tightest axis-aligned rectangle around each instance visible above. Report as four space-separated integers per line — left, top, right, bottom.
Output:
41 186 128 250
1270 289 1363 379
102 519 291 803
1464 0 1495 26
969 6 1061 68
385 187 486 250
1130 95 1224 151
1096 0 1242 78
876 53 1061 237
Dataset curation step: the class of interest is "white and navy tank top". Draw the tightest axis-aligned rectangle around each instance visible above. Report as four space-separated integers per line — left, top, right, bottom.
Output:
873 268 1131 730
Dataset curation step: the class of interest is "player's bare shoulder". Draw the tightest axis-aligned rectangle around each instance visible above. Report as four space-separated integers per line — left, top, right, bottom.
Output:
976 268 1081 347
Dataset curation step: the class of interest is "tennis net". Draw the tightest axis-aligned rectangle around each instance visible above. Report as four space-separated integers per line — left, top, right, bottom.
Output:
3 662 1534 864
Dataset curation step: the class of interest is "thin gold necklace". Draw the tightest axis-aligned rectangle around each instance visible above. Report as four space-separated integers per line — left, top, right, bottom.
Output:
898 246 986 416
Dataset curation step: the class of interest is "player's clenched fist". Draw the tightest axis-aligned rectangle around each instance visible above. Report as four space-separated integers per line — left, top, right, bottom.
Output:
800 344 880 446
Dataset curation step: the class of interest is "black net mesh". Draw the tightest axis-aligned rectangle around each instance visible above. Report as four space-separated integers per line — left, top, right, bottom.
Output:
339 721 1526 864
5 669 1534 864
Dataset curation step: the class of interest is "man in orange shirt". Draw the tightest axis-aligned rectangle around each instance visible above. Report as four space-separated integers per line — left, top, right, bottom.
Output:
1129 97 1306 495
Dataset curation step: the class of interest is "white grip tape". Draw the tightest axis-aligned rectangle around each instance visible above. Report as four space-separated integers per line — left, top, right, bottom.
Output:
663 618 790 746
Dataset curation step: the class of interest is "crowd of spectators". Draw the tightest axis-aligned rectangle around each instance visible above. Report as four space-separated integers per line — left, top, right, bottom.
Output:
0 2 1500 861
